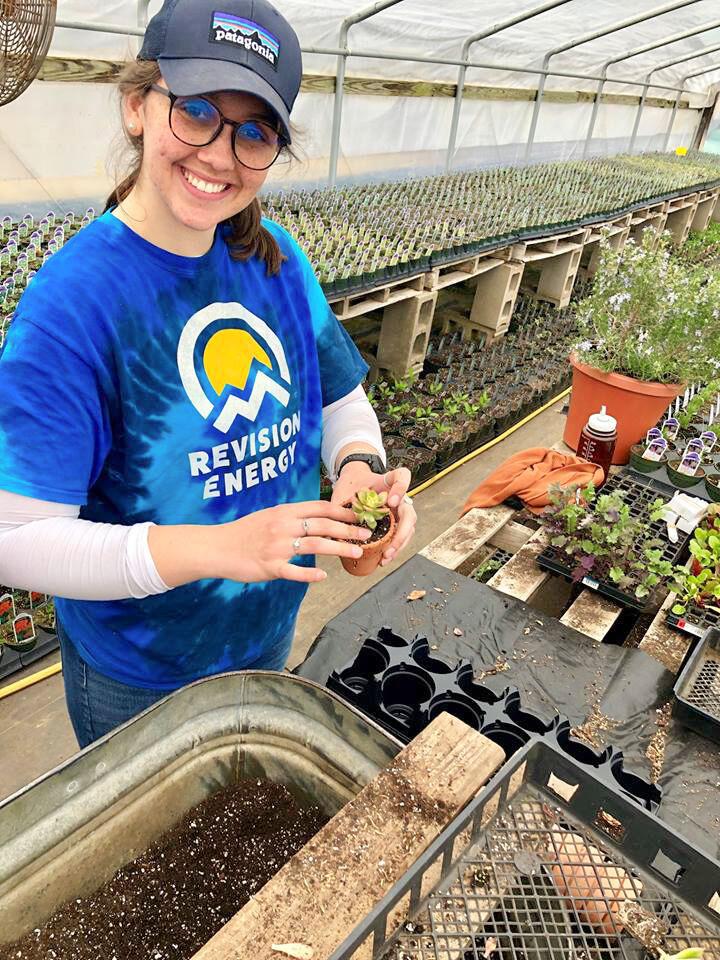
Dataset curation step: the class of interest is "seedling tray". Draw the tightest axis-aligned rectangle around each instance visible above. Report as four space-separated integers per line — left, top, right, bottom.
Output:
331 740 720 960
327 625 662 811
538 472 691 613
674 627 720 745
667 601 720 639
628 462 715 503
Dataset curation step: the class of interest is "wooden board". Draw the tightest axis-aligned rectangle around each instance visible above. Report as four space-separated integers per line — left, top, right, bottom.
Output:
560 590 622 642
639 591 693 674
419 505 515 571
486 527 552 602
191 716 505 960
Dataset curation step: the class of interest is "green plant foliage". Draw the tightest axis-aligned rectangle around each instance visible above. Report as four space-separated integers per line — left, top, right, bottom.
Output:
352 488 390 531
573 231 720 385
543 482 679 601
672 509 720 616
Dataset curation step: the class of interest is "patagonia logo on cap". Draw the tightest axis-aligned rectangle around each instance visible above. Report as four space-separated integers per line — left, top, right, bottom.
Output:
210 11 280 69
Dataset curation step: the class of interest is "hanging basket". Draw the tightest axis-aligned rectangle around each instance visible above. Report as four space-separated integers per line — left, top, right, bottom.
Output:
0 0 56 106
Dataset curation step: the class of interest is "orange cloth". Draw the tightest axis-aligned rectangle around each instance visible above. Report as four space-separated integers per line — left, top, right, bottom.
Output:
462 447 604 516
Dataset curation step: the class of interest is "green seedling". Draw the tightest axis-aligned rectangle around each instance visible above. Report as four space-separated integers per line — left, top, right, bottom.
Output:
352 488 390 532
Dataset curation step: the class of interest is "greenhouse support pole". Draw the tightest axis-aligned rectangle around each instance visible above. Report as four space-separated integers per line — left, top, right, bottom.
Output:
585 15 720 157
445 0 575 173
328 0 406 187
524 0 701 162
674 62 720 150
629 41 720 153
663 89 684 150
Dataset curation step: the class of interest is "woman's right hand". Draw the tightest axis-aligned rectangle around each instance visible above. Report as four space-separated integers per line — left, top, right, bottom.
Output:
149 501 372 587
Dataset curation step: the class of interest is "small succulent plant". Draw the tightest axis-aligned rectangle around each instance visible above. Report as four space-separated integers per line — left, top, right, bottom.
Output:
352 488 390 531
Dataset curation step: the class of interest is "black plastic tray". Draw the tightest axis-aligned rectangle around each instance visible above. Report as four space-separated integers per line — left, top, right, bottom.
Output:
628 463 716 503
667 601 720 639
0 627 58 681
330 739 720 960
327 625 662 811
674 627 720 745
538 472 691 612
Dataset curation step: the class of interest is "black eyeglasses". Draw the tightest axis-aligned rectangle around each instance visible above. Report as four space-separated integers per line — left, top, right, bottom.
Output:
150 84 288 171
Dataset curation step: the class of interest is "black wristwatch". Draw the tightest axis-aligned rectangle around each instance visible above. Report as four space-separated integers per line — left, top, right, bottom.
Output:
336 452 386 479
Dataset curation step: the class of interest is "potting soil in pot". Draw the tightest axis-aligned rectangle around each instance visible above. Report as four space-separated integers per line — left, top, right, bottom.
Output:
0 779 327 960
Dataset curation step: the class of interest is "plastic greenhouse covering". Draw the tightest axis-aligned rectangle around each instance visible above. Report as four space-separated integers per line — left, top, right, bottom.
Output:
2 0 720 209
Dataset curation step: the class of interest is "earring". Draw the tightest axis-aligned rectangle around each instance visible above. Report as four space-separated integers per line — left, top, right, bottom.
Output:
128 121 137 130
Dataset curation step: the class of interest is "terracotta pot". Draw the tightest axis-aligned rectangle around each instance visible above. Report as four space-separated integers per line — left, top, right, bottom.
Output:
341 506 397 577
564 355 682 465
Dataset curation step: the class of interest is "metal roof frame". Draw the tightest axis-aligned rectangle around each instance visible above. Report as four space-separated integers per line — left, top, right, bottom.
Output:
524 0 701 160
583 17 720 156
52 2 716 185
328 0 407 186
444 0 575 172
628 40 720 151
665 60 720 148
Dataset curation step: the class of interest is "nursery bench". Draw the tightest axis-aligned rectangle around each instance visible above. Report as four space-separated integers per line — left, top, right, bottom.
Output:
419 501 692 669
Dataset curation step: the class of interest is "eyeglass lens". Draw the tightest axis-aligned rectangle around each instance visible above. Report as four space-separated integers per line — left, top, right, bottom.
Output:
170 95 282 170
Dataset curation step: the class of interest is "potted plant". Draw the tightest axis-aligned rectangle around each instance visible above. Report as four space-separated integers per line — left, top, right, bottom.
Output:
341 488 397 578
564 232 720 464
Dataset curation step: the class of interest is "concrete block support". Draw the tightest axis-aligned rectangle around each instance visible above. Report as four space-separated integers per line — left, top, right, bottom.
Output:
691 191 719 231
375 290 438 378
469 261 523 337
665 200 698 246
533 245 584 307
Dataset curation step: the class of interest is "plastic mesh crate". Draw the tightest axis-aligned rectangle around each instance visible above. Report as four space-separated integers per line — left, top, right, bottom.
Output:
674 628 720 745
330 741 720 960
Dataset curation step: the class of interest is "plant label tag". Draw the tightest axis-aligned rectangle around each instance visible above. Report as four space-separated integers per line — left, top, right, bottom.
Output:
646 427 663 444
700 430 717 453
29 591 46 608
12 613 35 644
685 439 705 457
642 438 668 461
677 452 701 477
0 592 14 625
582 576 599 590
662 418 680 441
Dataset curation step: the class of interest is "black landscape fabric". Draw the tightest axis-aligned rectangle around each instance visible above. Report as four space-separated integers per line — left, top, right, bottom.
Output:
295 555 720 858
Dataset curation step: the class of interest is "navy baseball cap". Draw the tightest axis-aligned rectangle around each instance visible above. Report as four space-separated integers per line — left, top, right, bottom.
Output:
138 0 302 141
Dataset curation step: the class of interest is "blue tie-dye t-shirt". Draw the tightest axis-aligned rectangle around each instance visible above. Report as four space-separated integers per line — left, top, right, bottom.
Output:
0 211 367 688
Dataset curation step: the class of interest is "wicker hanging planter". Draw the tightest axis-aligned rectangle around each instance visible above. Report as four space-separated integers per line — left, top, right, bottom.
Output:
0 0 56 106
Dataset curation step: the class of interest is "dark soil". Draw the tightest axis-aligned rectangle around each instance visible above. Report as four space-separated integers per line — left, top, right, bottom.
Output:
0 779 328 960
365 513 392 543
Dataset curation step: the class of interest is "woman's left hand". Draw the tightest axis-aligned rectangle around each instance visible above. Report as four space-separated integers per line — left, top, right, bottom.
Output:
331 464 417 567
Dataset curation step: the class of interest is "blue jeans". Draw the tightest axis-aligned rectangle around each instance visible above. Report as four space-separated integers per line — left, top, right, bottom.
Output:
57 620 294 749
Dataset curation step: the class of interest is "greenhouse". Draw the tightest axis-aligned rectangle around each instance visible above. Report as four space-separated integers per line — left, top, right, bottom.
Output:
2 1 720 959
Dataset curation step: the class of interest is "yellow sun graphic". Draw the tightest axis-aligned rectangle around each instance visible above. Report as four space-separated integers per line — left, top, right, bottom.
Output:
203 329 272 396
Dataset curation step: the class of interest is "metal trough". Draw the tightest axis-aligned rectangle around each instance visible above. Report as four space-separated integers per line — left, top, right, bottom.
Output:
0 671 401 945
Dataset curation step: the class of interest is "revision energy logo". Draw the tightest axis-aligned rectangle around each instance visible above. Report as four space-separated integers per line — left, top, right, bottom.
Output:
210 11 280 69
177 302 290 433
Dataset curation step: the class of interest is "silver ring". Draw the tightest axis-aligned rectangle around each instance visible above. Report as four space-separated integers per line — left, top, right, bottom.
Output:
292 538 302 552
403 495 413 505
302 518 310 535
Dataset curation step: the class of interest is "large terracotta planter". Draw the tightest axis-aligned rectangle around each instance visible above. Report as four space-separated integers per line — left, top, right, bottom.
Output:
564 355 682 465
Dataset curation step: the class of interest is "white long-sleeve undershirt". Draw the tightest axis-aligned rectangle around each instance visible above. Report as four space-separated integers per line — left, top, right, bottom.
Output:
0 385 384 601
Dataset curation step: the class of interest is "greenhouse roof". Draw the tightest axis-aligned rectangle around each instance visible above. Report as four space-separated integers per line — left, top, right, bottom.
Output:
51 0 720 95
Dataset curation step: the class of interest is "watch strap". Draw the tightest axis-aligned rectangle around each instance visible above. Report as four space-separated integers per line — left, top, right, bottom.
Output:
336 452 386 480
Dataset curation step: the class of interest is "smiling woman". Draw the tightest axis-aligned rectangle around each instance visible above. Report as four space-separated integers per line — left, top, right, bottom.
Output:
0 0 416 748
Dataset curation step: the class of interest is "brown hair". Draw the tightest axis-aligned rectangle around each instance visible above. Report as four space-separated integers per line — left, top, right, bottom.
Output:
104 59 287 276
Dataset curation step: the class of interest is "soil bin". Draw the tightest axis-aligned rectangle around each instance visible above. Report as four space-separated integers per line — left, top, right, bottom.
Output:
0 779 327 960
0 672 400 954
